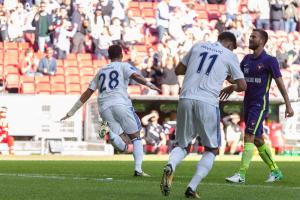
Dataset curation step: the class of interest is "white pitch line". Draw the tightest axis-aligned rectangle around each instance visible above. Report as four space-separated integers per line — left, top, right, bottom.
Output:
1 173 300 191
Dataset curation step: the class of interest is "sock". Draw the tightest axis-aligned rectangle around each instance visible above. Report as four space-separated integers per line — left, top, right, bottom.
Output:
109 131 127 152
132 138 143 173
239 142 255 178
188 151 216 191
168 146 187 171
258 143 279 171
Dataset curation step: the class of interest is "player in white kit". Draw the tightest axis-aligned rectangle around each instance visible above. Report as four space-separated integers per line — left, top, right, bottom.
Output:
61 45 160 176
160 32 247 198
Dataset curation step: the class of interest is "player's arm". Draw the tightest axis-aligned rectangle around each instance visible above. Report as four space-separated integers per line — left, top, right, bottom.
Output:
274 77 294 117
130 73 161 92
175 62 187 75
60 88 95 121
219 78 247 101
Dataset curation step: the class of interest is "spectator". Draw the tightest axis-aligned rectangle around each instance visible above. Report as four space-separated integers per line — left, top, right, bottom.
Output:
183 1 197 29
223 113 243 155
7 3 25 42
276 44 289 68
255 0 271 30
97 0 113 20
54 19 77 59
32 1 54 52
283 0 298 33
37 47 57 75
161 57 179 96
168 6 185 44
95 26 112 60
90 6 104 50
142 110 168 154
0 8 8 42
163 111 177 151
109 17 127 50
270 0 285 32
240 5 254 32
71 3 88 53
111 0 125 22
225 0 239 23
19 48 41 76
156 0 170 42
123 19 142 45
215 14 227 33
0 107 15 155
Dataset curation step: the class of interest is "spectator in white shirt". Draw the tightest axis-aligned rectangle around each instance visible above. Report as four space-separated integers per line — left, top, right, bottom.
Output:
123 19 142 45
95 26 112 60
156 0 170 42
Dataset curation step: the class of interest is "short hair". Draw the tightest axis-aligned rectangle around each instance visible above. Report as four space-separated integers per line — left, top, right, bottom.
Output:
217 32 237 49
108 45 123 60
253 29 268 45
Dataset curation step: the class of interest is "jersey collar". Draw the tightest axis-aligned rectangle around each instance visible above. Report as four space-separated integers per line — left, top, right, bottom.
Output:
251 50 266 60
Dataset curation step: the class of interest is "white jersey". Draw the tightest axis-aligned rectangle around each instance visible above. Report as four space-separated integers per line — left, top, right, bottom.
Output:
180 41 244 106
89 62 137 111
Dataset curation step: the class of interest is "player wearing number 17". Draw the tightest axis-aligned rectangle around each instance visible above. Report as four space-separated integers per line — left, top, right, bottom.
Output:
160 32 247 198
61 45 160 176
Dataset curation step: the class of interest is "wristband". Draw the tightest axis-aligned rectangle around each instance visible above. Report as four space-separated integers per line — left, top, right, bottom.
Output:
67 100 83 117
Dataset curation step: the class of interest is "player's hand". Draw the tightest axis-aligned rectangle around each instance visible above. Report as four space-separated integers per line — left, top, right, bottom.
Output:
148 83 161 93
60 114 70 121
285 105 294 118
219 85 235 101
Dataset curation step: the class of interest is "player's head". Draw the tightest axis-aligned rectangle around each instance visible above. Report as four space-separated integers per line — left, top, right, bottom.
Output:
0 106 7 118
249 29 268 50
108 44 123 60
217 32 237 51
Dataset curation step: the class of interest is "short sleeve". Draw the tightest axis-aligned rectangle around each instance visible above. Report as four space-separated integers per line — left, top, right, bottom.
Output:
123 63 138 79
180 45 194 66
228 54 244 80
88 71 100 91
268 57 282 79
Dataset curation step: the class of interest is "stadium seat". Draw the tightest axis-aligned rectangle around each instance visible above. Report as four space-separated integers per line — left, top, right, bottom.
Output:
65 67 80 76
93 59 107 69
195 4 206 11
77 53 92 61
207 4 219 11
18 42 30 50
64 59 78 67
56 66 65 75
80 75 93 84
78 60 93 68
57 59 64 67
20 82 35 94
4 52 19 65
4 65 19 75
128 1 139 8
80 67 94 77
139 2 152 9
36 83 51 94
131 8 141 17
4 42 18 50
50 75 65 84
0 42 3 49
142 9 155 18
198 11 208 20
51 83 66 94
5 74 20 89
65 53 77 60
66 84 81 94
35 76 50 84
0 65 3 81
65 75 80 84
20 76 35 83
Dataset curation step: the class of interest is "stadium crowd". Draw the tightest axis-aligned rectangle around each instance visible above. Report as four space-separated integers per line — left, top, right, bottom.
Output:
0 0 298 155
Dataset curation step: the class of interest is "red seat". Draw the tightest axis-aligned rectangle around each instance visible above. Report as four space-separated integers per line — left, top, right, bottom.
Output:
18 42 30 50
195 4 206 11
51 83 66 94
5 65 19 76
4 42 18 50
128 85 142 95
50 75 65 84
139 2 152 9
81 75 93 84
57 59 64 66
4 52 19 65
77 53 92 61
56 66 65 75
81 83 89 93
65 67 79 76
131 8 141 17
65 53 77 60
128 1 139 8
142 9 155 18
20 76 35 83
93 59 107 69
207 4 219 11
198 11 208 20
66 84 81 94
80 67 94 76
20 82 35 94
65 75 80 84
36 83 51 94
35 76 50 84
78 60 93 67
64 59 78 67
5 74 19 89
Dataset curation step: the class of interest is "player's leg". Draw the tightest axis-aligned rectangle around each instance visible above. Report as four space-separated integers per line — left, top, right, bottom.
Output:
113 106 148 176
226 107 264 183
185 102 220 198
254 136 283 182
161 99 193 196
100 109 128 152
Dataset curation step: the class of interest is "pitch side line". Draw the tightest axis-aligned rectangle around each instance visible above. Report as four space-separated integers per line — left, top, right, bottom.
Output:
1 173 300 191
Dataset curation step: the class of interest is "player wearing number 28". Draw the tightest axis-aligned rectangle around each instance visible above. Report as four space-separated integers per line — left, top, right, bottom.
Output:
61 45 160 176
160 32 247 198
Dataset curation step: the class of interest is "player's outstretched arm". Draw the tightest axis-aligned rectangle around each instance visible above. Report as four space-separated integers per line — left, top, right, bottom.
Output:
60 88 95 121
130 73 161 92
219 78 247 101
274 77 294 118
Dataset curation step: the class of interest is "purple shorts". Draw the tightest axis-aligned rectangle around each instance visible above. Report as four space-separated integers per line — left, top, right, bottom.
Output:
244 106 268 137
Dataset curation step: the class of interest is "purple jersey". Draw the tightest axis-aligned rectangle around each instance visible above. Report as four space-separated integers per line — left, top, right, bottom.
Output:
241 51 282 109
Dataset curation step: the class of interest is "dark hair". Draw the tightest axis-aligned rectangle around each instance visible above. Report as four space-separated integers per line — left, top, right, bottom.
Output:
218 32 237 49
253 29 268 45
108 45 123 60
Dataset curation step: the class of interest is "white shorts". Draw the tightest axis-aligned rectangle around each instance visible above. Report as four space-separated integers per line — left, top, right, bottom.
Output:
176 99 221 148
100 105 141 135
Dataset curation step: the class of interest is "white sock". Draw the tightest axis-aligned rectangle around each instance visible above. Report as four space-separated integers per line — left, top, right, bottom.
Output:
168 146 187 171
132 138 143 173
188 151 216 191
109 131 127 152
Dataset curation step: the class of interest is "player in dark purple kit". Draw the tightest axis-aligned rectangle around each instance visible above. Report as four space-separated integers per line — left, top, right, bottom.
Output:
221 29 294 183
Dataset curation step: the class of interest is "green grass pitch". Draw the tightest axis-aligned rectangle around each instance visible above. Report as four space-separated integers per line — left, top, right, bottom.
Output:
0 156 299 200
